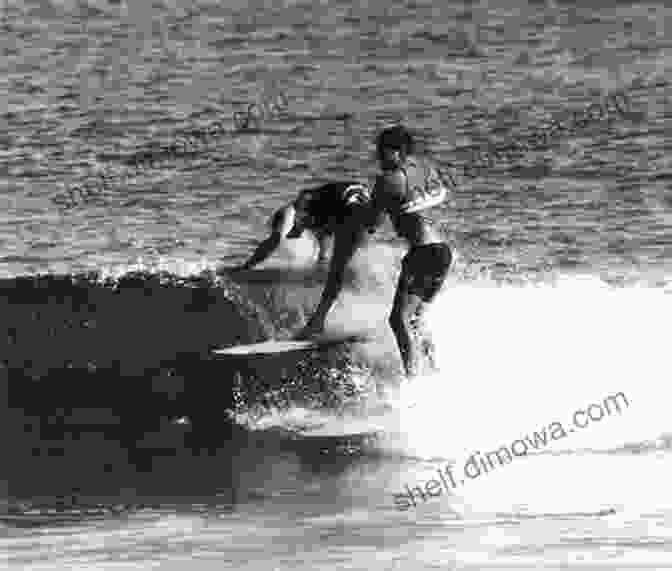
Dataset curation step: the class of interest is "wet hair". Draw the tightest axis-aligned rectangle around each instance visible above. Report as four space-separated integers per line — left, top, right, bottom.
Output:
375 124 415 163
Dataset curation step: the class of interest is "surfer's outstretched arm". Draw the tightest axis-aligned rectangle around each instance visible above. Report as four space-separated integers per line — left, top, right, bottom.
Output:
295 204 381 339
237 205 295 270
238 233 281 270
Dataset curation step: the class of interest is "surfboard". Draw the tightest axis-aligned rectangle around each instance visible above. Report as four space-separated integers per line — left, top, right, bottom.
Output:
280 423 386 450
212 335 365 357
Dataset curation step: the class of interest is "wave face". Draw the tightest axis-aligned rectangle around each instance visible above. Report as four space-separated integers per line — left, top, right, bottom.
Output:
0 241 403 432
1 271 269 426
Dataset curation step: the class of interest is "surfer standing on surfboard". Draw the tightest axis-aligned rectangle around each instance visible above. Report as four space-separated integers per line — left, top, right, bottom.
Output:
296 125 455 378
235 182 370 270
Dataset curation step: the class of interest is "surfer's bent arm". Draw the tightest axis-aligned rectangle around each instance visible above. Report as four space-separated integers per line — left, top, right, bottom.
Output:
238 205 295 270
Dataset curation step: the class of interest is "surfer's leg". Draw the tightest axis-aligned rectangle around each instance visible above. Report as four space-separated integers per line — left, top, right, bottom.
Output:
316 232 334 265
391 244 452 376
237 206 295 270
389 270 424 378
412 304 437 375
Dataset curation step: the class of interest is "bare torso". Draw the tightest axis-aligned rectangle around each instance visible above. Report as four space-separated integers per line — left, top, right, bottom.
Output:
373 155 448 247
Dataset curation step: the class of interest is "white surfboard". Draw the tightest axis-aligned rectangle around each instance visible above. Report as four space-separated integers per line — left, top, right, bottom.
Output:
212 335 365 357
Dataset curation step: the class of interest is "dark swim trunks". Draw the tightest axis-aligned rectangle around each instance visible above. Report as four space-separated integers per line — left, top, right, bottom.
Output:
400 243 452 301
288 181 370 237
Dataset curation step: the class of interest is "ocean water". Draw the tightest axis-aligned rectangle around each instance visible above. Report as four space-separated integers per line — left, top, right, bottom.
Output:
1 0 671 568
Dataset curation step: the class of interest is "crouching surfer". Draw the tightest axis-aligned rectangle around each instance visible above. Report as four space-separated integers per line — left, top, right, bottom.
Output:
235 181 370 270
296 125 456 378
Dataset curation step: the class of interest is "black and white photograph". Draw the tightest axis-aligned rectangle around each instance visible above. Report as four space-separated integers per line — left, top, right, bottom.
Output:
0 0 670 568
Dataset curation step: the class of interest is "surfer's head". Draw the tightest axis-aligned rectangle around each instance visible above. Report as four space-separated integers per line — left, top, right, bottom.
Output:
376 124 415 171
